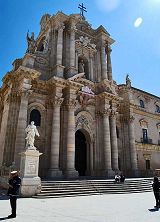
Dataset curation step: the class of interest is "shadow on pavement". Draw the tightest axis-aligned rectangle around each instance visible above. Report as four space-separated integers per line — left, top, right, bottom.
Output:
0 217 9 221
148 208 159 212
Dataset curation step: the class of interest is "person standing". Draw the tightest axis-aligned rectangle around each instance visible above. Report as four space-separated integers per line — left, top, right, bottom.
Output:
152 176 160 208
7 171 21 218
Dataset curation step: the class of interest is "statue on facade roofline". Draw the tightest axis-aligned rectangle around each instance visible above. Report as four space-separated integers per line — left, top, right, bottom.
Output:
25 121 40 150
126 74 131 88
26 31 36 54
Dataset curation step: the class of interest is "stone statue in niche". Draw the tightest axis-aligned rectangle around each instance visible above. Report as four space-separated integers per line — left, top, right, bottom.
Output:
42 38 49 53
25 121 40 150
26 31 36 54
78 59 85 73
126 74 131 88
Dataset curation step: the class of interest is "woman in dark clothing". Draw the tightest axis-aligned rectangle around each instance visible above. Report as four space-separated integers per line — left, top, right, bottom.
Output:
152 176 160 208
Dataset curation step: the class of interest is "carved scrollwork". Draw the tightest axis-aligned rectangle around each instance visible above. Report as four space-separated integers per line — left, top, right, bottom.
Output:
76 115 89 128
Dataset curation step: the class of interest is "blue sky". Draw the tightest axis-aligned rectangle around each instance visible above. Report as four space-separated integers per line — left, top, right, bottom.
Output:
0 0 160 96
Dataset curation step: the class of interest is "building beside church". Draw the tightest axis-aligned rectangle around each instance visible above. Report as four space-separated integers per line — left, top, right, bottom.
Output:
0 11 160 178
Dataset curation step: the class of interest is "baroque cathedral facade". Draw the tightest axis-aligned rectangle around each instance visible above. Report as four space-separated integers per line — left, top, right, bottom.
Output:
0 11 160 178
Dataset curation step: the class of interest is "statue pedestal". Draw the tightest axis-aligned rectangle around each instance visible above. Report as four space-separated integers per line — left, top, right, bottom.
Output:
20 149 42 197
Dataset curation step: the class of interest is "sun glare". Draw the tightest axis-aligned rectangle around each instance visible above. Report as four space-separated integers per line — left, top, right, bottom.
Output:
134 17 143 28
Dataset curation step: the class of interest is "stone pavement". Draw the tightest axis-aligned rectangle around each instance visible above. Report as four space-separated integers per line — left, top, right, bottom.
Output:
0 191 160 222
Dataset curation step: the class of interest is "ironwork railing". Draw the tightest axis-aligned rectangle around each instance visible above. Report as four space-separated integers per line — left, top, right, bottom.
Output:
140 138 152 144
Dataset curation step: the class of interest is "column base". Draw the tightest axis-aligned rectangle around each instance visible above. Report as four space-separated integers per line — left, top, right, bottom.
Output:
64 169 78 178
48 168 63 178
131 169 140 177
52 64 65 78
102 169 115 178
65 67 78 78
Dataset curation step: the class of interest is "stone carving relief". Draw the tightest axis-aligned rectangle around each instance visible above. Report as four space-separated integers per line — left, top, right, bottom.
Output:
139 118 148 128
78 85 95 106
76 36 96 50
75 111 95 142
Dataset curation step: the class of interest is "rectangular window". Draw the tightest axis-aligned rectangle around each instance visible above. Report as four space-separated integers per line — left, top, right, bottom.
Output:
142 128 148 143
146 160 150 170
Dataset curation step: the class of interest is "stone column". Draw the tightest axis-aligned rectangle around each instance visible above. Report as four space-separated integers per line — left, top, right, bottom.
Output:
14 90 31 168
110 111 119 171
67 24 77 77
101 45 108 80
129 116 138 173
48 98 63 177
57 24 64 65
54 23 65 77
107 45 112 81
89 54 94 81
102 109 113 177
65 99 78 177
70 25 76 67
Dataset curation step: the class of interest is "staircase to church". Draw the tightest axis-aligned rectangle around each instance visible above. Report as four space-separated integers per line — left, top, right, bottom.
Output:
33 178 153 198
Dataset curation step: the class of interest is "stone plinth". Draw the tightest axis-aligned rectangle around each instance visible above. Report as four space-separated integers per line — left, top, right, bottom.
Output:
22 53 36 69
19 149 42 197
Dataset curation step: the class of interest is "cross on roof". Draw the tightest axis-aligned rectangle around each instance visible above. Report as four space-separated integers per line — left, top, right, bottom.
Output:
78 3 87 18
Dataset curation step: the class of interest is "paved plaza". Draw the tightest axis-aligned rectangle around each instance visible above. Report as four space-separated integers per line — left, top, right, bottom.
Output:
0 191 160 222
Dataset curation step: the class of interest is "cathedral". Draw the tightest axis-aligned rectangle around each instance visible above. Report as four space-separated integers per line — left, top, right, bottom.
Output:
0 10 160 179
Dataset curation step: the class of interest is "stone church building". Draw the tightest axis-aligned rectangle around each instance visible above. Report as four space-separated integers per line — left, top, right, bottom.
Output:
0 11 160 178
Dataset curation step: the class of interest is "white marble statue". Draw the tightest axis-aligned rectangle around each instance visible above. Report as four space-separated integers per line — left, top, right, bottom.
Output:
25 121 40 149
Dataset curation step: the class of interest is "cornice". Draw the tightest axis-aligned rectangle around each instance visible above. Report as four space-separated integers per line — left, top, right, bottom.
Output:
133 107 160 120
14 66 41 80
136 142 160 152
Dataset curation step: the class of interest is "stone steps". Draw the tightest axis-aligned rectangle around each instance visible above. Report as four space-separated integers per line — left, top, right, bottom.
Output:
33 179 153 198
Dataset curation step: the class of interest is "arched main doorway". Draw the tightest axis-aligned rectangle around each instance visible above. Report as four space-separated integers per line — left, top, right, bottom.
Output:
75 130 87 176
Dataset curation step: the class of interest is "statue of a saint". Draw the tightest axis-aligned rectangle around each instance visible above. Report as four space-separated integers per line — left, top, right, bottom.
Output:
78 59 85 73
25 121 40 149
26 31 36 54
126 74 131 88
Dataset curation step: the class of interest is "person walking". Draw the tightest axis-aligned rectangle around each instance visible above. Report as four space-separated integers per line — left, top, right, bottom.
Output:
152 176 160 208
7 170 21 218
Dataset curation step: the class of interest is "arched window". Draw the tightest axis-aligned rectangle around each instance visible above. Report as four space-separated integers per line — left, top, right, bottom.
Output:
156 105 160 113
140 99 145 108
30 109 41 126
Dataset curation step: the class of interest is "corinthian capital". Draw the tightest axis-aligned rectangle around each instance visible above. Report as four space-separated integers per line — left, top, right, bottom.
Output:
65 98 77 109
102 108 111 117
56 22 65 31
52 97 64 107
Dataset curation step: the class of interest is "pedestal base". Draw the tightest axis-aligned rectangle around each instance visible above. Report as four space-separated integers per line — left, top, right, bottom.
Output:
52 64 65 77
131 169 140 177
64 169 78 178
102 169 115 178
20 176 41 197
48 169 63 178
66 67 78 78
